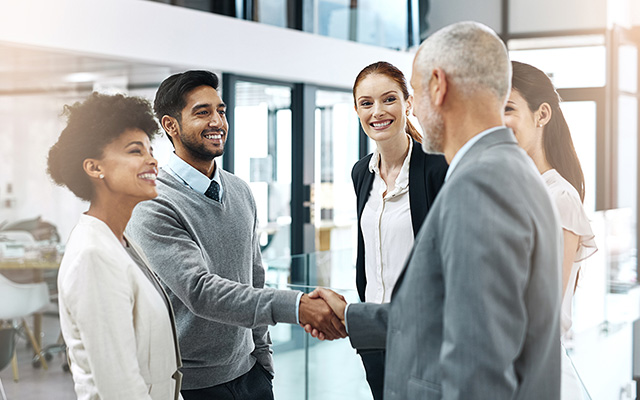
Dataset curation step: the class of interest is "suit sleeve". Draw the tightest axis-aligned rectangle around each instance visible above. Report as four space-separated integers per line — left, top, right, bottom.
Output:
127 199 301 328
438 171 533 398
63 247 153 399
346 302 389 350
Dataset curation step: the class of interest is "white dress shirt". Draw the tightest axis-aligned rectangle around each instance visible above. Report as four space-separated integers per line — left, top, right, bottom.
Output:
361 137 415 303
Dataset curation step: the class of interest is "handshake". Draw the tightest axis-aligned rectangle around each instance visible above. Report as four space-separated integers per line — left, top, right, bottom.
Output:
298 288 348 341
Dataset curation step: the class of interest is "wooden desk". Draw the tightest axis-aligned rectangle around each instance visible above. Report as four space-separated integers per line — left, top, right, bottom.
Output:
0 260 60 347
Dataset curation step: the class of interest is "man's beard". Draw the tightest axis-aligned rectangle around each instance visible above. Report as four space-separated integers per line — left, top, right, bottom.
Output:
179 128 226 161
420 105 445 154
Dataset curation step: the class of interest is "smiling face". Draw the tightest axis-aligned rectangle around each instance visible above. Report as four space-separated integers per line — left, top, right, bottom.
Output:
173 85 228 164
504 89 540 158
94 128 158 204
354 73 412 144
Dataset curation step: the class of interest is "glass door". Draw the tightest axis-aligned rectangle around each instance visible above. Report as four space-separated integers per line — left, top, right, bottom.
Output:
312 89 360 289
231 80 293 274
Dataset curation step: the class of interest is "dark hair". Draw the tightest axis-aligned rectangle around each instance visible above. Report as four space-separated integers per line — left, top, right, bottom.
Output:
47 92 159 202
353 61 422 143
153 70 219 143
511 61 585 202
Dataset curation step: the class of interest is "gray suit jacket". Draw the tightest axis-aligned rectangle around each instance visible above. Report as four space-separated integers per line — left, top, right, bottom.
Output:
347 128 562 400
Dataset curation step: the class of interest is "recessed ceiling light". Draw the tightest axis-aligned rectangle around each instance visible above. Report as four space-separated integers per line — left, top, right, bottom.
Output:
64 72 98 83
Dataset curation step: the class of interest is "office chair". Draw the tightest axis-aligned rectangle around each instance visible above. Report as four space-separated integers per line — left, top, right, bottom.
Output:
0 327 17 400
0 273 50 382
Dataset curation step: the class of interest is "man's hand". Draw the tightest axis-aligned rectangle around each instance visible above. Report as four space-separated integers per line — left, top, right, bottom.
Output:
301 288 348 340
298 291 347 340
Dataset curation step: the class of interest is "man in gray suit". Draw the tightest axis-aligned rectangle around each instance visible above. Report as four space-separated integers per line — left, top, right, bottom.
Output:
308 21 562 399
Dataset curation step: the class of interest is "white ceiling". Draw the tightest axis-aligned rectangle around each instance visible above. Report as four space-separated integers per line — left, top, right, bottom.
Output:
0 42 173 95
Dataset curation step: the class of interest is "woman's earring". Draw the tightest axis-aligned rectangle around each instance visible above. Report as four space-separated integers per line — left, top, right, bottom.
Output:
99 174 105 179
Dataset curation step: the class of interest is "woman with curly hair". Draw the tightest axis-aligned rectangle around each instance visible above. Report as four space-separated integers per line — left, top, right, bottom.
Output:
48 92 182 399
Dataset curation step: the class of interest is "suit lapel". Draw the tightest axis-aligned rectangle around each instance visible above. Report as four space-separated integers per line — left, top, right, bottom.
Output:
357 166 375 220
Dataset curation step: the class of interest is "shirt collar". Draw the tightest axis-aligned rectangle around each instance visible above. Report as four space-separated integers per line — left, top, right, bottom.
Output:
444 126 504 182
165 153 222 196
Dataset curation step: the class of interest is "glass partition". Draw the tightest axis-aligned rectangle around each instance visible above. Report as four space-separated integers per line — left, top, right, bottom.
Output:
314 90 360 257
264 249 371 400
233 80 293 260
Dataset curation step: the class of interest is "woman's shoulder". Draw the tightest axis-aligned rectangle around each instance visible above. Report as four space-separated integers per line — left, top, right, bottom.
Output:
542 170 596 247
352 154 374 181
543 170 582 213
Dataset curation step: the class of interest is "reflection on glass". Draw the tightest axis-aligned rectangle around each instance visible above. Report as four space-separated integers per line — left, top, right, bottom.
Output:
234 81 292 261
315 0 409 49
560 101 597 214
510 46 606 88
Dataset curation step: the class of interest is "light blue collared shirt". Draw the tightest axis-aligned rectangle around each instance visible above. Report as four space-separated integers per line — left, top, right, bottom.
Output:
444 126 505 182
165 153 224 200
164 153 304 323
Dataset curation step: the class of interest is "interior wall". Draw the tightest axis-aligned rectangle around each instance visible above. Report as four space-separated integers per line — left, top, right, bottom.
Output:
0 0 415 90
0 94 88 241
426 0 502 36
509 0 607 34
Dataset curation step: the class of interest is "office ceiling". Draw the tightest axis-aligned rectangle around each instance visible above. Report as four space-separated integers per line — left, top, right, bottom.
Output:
0 43 173 95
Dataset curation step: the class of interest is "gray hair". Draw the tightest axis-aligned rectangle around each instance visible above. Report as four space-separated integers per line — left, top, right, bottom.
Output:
414 21 511 102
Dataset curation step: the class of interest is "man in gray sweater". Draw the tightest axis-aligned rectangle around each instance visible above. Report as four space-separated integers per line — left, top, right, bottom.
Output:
127 70 345 400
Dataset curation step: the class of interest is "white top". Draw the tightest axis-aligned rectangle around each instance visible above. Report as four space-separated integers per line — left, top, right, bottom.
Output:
361 137 414 303
58 214 181 400
542 169 597 336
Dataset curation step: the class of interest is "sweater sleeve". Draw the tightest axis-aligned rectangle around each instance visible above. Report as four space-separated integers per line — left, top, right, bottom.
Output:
249 206 275 376
127 197 301 328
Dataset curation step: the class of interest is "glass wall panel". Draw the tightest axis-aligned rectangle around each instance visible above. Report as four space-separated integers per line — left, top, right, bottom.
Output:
617 95 638 211
313 89 360 288
315 0 409 49
254 0 288 27
233 81 292 263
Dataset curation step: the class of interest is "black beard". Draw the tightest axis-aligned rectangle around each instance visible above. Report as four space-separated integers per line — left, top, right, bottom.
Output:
178 128 226 161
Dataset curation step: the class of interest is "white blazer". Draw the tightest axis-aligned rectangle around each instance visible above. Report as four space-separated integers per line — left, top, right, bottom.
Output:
58 214 182 400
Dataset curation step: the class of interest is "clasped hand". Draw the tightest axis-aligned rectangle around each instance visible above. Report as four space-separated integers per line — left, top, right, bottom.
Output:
298 288 348 341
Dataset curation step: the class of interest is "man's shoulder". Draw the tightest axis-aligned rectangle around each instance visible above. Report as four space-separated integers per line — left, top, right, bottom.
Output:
219 169 253 196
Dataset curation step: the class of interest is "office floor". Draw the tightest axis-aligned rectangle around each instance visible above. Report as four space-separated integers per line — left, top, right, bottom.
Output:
0 314 372 400
0 290 637 400
0 314 74 399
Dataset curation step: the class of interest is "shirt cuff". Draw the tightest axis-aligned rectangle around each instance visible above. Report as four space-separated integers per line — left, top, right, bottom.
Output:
344 303 351 334
295 291 304 325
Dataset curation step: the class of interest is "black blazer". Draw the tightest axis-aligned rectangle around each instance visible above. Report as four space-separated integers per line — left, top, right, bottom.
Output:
351 140 448 302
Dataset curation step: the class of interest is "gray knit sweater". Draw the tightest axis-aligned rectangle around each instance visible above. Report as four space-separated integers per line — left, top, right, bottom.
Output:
127 168 300 390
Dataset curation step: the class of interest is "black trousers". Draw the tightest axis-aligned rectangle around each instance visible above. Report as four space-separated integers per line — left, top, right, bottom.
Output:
359 349 386 400
181 362 274 400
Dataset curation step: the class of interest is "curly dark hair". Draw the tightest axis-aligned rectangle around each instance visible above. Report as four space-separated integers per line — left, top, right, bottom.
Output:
47 92 159 201
153 70 219 144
